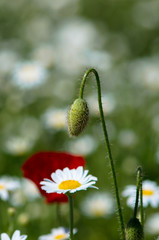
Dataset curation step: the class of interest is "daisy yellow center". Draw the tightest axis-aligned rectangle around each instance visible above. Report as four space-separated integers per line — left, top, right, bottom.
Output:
55 234 66 240
142 189 154 196
0 185 5 190
59 180 81 190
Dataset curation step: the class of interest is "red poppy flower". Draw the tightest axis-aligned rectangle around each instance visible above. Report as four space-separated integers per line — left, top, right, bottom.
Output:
22 152 85 203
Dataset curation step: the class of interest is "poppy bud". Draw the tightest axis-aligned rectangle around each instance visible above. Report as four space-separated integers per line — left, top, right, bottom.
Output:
126 218 143 240
67 98 89 136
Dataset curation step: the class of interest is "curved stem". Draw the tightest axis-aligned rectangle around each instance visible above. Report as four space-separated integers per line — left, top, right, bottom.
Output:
79 68 125 240
68 195 74 240
134 167 142 219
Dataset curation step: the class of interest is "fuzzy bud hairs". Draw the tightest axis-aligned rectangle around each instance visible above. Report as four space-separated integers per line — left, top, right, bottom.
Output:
67 98 89 136
126 218 143 240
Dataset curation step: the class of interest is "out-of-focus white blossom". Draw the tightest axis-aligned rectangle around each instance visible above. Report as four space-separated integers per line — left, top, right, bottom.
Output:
145 213 159 234
118 129 138 148
87 93 116 116
39 227 77 240
81 192 114 218
13 61 47 89
55 18 104 73
123 180 159 208
84 50 113 71
0 176 20 201
4 136 33 155
129 57 159 90
42 108 66 130
68 135 97 156
10 179 40 207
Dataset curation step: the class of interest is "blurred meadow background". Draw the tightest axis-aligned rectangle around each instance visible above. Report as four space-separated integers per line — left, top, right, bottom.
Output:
1 0 159 239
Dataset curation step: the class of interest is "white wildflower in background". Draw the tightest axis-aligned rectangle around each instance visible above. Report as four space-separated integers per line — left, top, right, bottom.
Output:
13 61 47 89
1 230 27 240
84 50 113 71
68 135 97 156
40 166 98 194
42 108 66 130
118 129 138 148
4 136 33 156
145 213 159 235
0 177 20 201
10 179 41 207
39 227 77 240
129 57 159 90
87 93 116 116
55 18 104 73
20 117 42 141
122 180 159 208
81 192 114 218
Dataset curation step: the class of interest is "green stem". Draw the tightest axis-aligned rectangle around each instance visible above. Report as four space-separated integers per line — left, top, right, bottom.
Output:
79 68 125 240
68 195 74 240
134 167 142 219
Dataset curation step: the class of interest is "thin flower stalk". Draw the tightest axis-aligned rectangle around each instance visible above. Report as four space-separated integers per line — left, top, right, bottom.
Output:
79 68 125 240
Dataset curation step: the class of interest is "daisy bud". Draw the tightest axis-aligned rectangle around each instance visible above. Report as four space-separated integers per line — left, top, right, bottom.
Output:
67 98 89 136
126 218 143 240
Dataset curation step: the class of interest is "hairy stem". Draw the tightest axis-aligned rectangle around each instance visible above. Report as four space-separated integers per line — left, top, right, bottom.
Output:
79 68 125 240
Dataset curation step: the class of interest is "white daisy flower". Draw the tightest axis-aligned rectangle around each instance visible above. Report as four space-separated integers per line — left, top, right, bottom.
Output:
40 166 98 194
1 230 27 240
122 180 159 208
81 192 114 218
42 108 66 130
13 61 47 89
0 176 20 201
39 227 77 240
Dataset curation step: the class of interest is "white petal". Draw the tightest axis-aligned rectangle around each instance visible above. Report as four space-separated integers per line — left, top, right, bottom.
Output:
76 167 83 180
1 233 10 240
20 235 27 240
12 230 20 240
0 190 9 200
51 173 61 184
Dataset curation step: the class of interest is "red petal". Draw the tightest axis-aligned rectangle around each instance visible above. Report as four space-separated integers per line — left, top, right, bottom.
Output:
22 152 85 203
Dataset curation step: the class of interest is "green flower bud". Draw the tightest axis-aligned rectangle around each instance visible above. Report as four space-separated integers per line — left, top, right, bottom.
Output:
68 98 89 136
126 218 143 240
